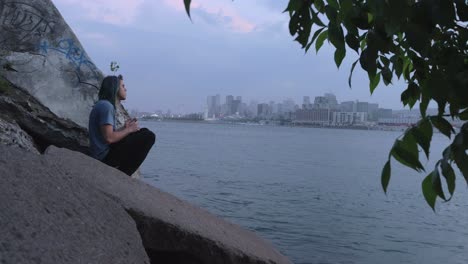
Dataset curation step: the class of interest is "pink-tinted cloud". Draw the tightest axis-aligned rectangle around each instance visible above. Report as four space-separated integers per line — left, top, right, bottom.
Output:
162 0 256 33
53 0 145 25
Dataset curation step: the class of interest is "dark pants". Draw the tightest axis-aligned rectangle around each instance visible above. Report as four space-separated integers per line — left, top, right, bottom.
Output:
103 128 156 176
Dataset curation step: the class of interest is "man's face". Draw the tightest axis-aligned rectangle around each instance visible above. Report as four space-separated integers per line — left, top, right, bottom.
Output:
117 80 127 101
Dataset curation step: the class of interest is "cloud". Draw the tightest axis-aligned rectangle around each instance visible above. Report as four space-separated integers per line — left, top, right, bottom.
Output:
78 31 115 48
53 0 145 25
162 0 256 33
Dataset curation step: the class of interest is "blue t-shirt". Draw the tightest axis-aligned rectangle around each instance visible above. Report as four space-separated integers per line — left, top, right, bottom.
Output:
88 100 115 160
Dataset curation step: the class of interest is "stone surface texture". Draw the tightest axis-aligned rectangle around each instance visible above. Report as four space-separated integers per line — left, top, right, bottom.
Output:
0 145 150 264
45 146 293 264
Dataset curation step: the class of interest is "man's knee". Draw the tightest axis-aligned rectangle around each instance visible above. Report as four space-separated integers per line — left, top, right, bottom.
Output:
141 129 156 145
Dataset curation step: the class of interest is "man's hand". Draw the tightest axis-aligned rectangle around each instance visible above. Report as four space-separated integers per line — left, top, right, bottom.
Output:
125 118 139 133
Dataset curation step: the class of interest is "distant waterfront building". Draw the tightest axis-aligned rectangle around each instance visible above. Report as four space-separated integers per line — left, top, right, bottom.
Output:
225 95 234 115
324 93 338 109
257 103 271 117
314 96 328 109
377 108 393 119
248 100 258 117
302 96 312 109
294 109 331 124
356 101 369 113
368 103 379 121
206 95 221 118
340 101 355 112
283 98 296 113
378 117 419 126
331 112 367 125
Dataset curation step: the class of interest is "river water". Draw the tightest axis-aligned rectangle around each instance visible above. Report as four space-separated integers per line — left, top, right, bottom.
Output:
140 121 468 264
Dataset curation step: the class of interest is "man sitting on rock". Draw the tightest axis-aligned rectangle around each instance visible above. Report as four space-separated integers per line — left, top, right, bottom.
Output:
88 75 155 176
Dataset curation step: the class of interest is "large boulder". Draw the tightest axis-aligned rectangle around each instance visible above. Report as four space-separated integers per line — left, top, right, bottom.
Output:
0 145 150 264
43 145 292 264
0 80 89 153
0 0 128 153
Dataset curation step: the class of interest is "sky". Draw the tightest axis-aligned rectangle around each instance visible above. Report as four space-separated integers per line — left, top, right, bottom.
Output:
52 0 409 114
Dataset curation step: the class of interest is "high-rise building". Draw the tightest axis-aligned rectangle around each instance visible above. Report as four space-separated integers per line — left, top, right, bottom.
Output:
257 103 271 117
331 112 367 125
215 94 221 115
232 99 241 115
303 96 312 109
314 96 328 109
356 101 369 113
282 98 296 113
368 103 379 121
377 108 393 119
206 94 221 118
248 100 258 117
340 101 355 112
225 95 234 115
294 109 331 124
324 93 338 109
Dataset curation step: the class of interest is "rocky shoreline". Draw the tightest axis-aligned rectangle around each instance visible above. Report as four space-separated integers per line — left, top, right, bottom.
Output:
0 0 291 263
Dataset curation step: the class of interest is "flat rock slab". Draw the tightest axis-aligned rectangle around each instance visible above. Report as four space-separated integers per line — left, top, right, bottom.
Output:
0 145 150 264
45 146 292 264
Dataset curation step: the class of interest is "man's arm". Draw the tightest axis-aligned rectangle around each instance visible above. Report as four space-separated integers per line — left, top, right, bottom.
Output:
101 120 139 144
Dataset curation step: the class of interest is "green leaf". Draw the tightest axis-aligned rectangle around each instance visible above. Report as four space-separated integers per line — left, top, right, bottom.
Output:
314 0 325 12
306 27 326 53
411 118 433 159
345 33 360 53
431 167 446 201
394 57 403 79
441 161 456 197
290 5 313 47
449 103 460 119
360 48 377 77
325 5 338 23
452 132 468 184
420 87 430 118
459 109 468 120
391 138 425 172
360 36 367 51
340 0 353 18
328 24 345 50
315 30 328 53
381 67 392 85
455 0 468 21
369 72 380 94
367 13 373 23
442 145 452 160
430 116 455 138
381 160 391 193
380 56 390 67
328 0 339 9
184 0 192 19
401 82 419 108
348 59 358 88
433 0 456 27
334 47 346 68
405 23 430 55
402 57 412 80
283 0 303 13
422 174 437 211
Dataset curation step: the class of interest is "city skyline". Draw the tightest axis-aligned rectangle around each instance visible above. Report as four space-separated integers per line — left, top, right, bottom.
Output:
131 93 412 116
53 0 425 114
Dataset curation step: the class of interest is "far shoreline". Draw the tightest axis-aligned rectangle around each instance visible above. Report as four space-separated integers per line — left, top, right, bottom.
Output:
139 118 411 133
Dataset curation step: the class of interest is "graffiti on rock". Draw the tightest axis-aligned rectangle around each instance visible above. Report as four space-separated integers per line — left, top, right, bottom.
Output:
39 39 100 89
0 1 55 47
